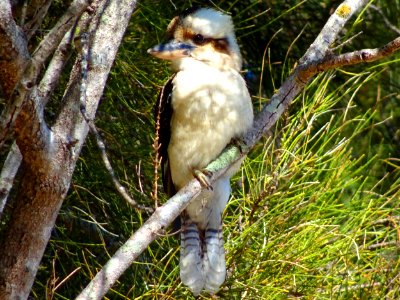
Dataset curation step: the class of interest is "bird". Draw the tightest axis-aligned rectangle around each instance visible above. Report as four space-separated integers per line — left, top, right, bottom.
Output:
148 6 253 295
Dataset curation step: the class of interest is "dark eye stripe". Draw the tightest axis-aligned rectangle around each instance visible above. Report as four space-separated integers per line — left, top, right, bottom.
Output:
183 30 210 44
193 34 206 45
212 38 229 54
182 30 230 53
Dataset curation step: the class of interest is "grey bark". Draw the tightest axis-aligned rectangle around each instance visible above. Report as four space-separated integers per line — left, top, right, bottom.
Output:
0 0 137 298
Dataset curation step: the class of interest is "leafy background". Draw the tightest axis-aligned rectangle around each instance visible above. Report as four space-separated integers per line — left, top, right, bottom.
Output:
28 0 400 299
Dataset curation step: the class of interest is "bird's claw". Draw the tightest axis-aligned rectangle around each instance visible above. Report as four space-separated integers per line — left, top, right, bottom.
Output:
230 137 244 153
193 169 213 190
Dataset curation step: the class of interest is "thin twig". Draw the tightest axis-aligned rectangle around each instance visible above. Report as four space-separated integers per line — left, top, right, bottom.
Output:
78 32 153 213
151 83 166 207
336 282 382 293
318 281 382 294
331 31 363 51
53 267 82 293
32 0 91 75
366 241 399 250
82 111 153 213
154 228 181 237
370 4 400 35
136 161 145 194
38 29 75 105
24 0 52 41
19 0 28 26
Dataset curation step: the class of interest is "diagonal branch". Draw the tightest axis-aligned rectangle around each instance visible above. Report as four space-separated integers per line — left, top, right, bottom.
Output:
38 29 75 105
31 0 92 78
76 177 204 300
245 0 370 148
0 0 91 149
300 0 369 64
369 4 400 36
23 0 52 41
0 1 30 99
0 142 22 218
77 0 385 299
312 37 400 72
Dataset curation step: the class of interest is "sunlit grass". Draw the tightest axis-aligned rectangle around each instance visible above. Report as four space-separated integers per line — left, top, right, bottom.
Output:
222 71 400 299
31 1 399 299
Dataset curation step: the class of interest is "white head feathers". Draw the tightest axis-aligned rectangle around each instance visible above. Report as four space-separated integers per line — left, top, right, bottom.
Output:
182 8 235 39
177 7 242 71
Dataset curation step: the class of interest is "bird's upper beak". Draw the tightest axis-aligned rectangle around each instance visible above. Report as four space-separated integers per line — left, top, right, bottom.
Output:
147 39 195 60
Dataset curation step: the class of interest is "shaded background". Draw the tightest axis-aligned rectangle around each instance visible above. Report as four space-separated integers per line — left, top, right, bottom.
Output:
14 0 399 298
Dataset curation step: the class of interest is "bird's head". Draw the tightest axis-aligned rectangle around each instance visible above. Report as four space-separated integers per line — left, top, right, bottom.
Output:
148 7 242 71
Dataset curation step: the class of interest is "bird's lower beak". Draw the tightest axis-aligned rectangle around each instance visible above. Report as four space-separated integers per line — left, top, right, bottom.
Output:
147 40 195 60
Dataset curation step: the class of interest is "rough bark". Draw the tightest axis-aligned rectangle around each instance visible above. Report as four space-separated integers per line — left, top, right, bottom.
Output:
0 163 68 299
0 0 91 146
0 0 29 99
0 0 137 298
0 142 21 216
0 27 74 220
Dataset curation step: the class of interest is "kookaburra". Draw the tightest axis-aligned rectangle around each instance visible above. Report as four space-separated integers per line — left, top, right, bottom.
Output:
148 7 253 295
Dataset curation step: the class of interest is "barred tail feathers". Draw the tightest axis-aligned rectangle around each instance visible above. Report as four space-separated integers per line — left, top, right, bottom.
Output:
180 219 205 296
204 217 226 293
180 178 231 295
204 178 231 293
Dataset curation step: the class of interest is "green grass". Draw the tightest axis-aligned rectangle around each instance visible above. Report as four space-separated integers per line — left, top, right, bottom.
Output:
30 1 400 299
222 72 400 299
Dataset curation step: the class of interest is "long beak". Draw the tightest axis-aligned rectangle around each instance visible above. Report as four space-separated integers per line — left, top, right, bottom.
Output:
147 40 195 60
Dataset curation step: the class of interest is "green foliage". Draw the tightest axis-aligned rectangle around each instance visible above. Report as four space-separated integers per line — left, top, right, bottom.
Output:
31 0 399 299
226 71 400 299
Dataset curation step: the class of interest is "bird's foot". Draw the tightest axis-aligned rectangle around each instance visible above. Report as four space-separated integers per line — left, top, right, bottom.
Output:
229 137 244 153
193 169 213 190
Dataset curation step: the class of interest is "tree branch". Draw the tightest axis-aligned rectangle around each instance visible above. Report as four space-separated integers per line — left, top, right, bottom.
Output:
38 29 75 105
300 0 370 64
76 178 204 300
0 26 75 221
0 142 21 218
314 37 400 71
76 0 400 298
0 0 138 298
0 0 91 148
31 0 91 77
14 86 53 166
23 0 52 41
0 0 30 98
245 0 369 148
369 4 400 36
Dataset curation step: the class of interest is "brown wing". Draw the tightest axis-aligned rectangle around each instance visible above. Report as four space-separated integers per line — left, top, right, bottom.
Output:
154 75 176 197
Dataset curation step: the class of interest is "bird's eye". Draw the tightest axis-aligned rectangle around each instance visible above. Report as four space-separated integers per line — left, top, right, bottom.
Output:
193 34 206 45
